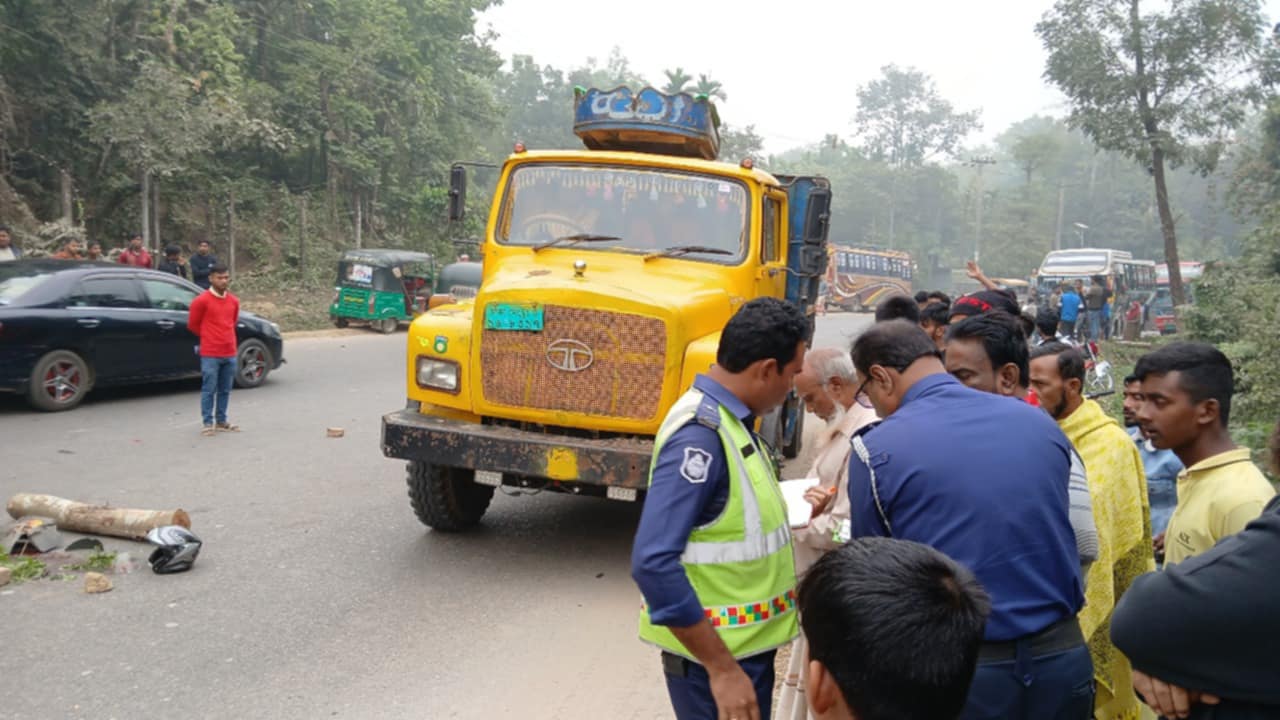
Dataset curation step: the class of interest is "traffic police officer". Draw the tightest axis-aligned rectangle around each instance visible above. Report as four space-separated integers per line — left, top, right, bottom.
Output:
632 297 810 720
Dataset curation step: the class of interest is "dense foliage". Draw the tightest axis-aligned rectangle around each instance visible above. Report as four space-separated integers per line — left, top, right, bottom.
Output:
0 0 1267 296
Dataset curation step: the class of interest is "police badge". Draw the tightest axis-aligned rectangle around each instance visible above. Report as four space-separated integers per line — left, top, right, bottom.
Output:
680 447 713 484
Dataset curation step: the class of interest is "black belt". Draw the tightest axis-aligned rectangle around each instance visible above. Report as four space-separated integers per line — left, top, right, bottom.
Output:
978 616 1084 663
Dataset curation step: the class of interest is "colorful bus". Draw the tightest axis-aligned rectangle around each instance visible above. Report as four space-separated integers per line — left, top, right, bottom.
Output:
825 245 914 311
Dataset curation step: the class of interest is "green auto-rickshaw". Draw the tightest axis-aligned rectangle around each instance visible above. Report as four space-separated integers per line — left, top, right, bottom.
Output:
329 249 436 333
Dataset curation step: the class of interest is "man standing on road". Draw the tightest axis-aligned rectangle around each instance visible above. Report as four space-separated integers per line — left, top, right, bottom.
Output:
1122 375 1183 547
632 297 808 720
777 347 878 719
188 265 241 436
1085 276 1107 341
52 239 85 259
86 241 104 261
1059 284 1083 340
1133 342 1274 566
1029 342 1154 720
0 225 21 261
119 233 152 267
189 239 218 289
845 320 1090 720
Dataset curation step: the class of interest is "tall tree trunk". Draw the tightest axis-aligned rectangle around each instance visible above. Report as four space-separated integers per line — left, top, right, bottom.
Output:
1151 146 1185 306
163 0 182 59
140 169 151 250
60 169 73 224
299 195 307 280
228 191 236 277
152 176 162 255
354 191 363 249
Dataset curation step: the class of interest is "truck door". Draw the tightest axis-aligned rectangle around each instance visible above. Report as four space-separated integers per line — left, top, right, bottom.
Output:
755 192 787 299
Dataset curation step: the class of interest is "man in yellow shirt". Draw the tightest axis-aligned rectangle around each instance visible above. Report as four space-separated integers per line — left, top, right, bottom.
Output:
1134 342 1275 566
1030 342 1154 720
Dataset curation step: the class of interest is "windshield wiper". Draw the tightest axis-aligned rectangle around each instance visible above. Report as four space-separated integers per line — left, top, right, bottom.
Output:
532 234 621 252
643 245 734 261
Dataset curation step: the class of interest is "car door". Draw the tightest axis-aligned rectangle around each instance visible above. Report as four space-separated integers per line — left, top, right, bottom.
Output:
139 276 203 377
65 275 149 383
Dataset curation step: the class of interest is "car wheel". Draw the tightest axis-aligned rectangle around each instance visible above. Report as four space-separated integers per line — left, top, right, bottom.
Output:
28 350 92 412
378 317 399 334
234 339 271 389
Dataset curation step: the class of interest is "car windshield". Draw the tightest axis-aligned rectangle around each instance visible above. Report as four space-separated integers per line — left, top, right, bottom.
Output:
496 164 749 262
0 266 57 305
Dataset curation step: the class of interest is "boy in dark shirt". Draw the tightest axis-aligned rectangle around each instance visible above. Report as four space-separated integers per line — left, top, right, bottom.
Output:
157 245 189 280
189 240 218 289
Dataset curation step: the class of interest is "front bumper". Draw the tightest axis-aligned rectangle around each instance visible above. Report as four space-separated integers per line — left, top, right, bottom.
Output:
381 409 654 491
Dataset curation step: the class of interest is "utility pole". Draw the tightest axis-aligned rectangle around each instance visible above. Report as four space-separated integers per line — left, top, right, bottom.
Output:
966 157 996 264
1054 183 1066 251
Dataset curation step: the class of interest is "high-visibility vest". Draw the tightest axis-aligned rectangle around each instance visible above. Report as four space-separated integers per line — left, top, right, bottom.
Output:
637 389 799 660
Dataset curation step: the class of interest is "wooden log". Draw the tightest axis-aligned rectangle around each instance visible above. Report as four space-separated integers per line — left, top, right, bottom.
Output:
6 494 190 540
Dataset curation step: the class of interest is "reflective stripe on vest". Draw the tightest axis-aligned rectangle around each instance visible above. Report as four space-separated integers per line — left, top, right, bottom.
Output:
704 589 798 628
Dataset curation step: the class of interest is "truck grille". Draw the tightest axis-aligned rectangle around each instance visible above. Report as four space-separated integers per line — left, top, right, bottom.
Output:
480 306 667 421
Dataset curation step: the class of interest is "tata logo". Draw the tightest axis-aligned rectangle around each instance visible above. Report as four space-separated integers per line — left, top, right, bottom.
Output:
546 339 594 372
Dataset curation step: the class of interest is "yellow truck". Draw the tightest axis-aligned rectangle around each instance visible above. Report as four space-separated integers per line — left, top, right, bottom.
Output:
381 87 831 530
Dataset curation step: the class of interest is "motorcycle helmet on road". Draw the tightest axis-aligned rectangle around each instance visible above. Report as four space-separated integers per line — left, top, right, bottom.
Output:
145 525 202 574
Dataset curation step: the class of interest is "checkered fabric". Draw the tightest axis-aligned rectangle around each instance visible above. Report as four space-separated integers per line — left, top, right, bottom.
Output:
704 589 798 628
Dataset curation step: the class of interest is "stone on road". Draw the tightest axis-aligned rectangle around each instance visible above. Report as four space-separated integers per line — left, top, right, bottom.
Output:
0 313 871 719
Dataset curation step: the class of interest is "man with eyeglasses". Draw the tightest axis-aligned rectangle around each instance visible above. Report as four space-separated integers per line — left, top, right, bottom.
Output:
846 320 1092 720
777 347 878 719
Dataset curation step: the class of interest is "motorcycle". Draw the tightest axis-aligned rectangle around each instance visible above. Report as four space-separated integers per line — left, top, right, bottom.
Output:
1081 339 1114 397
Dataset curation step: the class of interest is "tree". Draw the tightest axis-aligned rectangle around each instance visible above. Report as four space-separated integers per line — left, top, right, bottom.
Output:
1037 0 1277 306
851 65 979 248
718 124 764 163
853 65 981 170
692 74 726 102
661 67 692 94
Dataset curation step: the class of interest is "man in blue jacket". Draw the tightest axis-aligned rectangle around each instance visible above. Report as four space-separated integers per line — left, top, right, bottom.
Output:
1059 284 1083 340
847 320 1091 720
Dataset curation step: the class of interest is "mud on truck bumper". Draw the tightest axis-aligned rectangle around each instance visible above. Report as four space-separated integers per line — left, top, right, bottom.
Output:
380 409 654 500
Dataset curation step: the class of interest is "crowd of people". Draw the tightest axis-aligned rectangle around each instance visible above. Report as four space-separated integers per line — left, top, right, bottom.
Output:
632 289 1279 720
0 226 221 290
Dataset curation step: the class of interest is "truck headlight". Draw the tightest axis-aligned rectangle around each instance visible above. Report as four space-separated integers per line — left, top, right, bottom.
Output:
416 357 459 392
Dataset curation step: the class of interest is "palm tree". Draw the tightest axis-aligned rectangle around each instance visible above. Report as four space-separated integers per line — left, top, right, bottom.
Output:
693 74 727 102
662 67 693 94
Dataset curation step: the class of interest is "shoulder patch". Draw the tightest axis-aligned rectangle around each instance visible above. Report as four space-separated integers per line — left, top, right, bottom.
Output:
694 396 721 430
680 447 714 484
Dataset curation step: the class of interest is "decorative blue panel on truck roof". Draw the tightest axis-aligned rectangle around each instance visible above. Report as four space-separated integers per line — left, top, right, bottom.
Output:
572 86 722 160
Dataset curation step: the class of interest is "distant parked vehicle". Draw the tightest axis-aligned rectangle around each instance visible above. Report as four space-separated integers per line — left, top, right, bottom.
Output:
0 260 285 411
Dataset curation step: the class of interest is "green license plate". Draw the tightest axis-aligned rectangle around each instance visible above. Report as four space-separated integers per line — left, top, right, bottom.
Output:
484 303 544 331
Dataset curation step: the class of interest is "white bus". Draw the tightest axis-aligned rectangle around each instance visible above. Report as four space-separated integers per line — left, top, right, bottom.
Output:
1035 248 1157 298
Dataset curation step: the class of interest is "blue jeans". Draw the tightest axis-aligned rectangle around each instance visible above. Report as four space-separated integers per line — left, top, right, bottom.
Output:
961 643 1093 720
200 356 236 425
663 650 776 720
1087 312 1102 341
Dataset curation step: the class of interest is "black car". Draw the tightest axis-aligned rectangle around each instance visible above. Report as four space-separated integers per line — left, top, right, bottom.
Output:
0 260 285 411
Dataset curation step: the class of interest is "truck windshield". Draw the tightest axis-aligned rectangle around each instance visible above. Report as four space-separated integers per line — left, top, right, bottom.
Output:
496 164 749 263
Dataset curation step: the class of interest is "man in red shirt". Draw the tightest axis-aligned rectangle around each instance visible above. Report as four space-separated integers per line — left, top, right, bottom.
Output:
118 234 153 267
187 265 240 435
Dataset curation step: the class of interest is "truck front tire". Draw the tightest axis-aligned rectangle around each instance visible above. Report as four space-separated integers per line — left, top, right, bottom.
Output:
406 461 494 531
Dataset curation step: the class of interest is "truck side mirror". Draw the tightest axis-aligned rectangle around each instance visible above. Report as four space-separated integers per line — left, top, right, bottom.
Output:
797 246 828 276
802 188 831 246
448 165 467 222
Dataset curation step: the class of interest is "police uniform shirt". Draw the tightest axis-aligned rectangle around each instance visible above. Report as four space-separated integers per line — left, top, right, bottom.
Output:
631 374 754 628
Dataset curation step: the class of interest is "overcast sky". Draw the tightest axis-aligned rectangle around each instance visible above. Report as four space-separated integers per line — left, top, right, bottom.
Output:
480 0 1280 154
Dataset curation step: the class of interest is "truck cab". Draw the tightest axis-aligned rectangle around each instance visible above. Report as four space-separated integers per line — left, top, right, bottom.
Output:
381 87 831 531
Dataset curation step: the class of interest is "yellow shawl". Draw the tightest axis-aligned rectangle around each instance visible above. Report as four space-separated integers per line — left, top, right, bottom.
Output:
1059 399 1155 720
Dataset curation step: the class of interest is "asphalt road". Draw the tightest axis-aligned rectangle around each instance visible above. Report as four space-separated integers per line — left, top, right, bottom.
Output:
0 311 872 720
